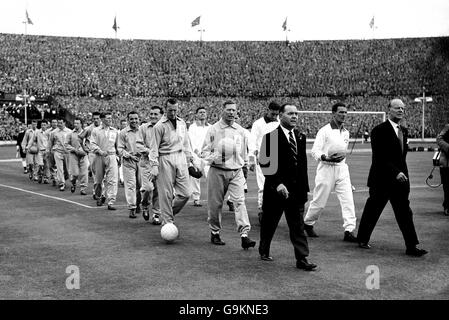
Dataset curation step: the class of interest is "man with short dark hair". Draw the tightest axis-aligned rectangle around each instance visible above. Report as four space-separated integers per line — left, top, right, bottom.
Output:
48 118 71 191
45 119 58 186
21 119 39 181
303 102 358 242
188 106 211 207
259 103 316 270
357 98 427 257
65 118 88 195
36 120 49 184
149 98 192 228
91 112 119 210
137 106 163 224
437 122 449 216
251 101 280 219
79 112 102 199
118 118 128 186
16 123 27 174
118 111 143 218
201 100 256 249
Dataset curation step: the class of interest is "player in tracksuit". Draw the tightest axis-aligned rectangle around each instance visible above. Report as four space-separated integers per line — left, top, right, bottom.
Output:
303 102 358 242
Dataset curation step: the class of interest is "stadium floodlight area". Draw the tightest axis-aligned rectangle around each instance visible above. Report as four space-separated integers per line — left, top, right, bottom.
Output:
297 111 386 140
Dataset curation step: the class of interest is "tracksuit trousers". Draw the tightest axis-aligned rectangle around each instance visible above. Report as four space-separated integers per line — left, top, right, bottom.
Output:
304 162 357 232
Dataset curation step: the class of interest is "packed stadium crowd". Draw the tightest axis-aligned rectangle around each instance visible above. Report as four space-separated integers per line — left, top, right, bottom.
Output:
1 33 448 140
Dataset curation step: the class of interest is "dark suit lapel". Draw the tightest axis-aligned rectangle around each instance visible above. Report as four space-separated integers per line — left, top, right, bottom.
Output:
278 126 296 158
384 121 403 155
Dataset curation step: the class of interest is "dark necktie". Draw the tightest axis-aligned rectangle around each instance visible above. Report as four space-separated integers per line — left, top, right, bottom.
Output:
288 131 297 161
397 126 403 152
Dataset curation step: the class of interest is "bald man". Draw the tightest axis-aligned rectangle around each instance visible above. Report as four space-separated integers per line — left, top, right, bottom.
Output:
356 99 427 257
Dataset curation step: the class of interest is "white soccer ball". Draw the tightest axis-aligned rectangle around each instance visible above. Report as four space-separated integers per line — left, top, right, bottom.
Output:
327 143 347 157
216 137 235 160
161 223 179 243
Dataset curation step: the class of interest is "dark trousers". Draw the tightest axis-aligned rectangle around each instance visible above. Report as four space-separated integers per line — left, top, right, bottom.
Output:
357 184 419 249
259 191 309 261
440 167 449 210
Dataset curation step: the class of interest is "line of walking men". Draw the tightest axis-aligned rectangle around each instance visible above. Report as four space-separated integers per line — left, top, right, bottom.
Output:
16 97 428 272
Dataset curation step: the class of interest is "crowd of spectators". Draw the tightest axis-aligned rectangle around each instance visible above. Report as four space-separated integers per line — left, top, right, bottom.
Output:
1 33 448 139
0 110 21 141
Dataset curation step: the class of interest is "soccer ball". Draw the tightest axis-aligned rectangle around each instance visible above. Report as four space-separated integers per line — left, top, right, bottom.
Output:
327 143 347 157
161 223 179 243
29 145 38 154
216 137 235 160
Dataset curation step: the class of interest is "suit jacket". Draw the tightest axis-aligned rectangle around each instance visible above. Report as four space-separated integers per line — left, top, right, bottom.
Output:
436 124 449 168
367 120 409 189
259 125 309 204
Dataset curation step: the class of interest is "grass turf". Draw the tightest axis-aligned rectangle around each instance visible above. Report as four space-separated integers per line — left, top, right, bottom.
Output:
0 145 448 300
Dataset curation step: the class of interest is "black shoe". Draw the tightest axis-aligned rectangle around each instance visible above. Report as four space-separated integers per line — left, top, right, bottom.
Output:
59 185 65 191
304 225 319 237
142 208 150 221
151 215 161 225
241 236 256 250
358 242 371 249
260 254 273 261
80 190 87 195
406 247 428 257
227 200 235 212
444 208 449 216
70 185 76 193
129 209 137 219
101 195 106 204
193 200 202 207
38 176 43 184
296 258 317 271
107 205 117 211
93 194 98 200
23 168 28 174
43 179 49 184
211 233 225 245
344 231 358 243
52 180 57 187
97 199 103 206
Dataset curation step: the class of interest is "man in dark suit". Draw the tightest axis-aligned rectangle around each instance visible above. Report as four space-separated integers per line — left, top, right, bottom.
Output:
357 98 427 257
258 103 317 271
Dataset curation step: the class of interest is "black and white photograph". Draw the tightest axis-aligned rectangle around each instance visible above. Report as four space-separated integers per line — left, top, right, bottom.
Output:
0 0 448 312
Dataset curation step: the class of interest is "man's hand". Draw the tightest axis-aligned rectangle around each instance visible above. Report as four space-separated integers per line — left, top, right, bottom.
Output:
396 172 408 183
276 184 289 199
149 166 159 179
242 165 248 179
325 153 346 163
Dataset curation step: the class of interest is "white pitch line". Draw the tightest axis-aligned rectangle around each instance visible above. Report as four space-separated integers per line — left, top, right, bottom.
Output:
0 159 21 163
0 183 98 209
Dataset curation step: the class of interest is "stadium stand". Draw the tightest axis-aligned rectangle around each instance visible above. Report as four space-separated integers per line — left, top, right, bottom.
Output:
1 33 448 139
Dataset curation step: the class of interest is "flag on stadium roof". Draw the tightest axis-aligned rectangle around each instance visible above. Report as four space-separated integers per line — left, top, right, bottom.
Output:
191 16 201 27
282 17 287 31
369 16 375 29
112 16 119 32
25 10 33 25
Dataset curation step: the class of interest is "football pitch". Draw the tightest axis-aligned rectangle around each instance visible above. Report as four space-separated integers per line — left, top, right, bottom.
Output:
0 145 448 300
